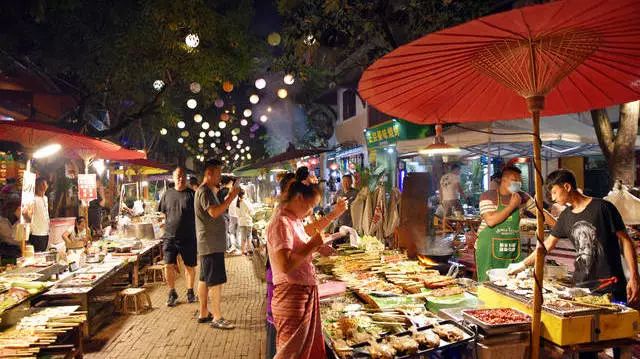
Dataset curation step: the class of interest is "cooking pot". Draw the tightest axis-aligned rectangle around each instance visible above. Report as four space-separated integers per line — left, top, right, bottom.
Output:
124 222 155 240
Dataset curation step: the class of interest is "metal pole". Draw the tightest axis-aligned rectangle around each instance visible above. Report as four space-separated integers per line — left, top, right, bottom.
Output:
529 99 546 359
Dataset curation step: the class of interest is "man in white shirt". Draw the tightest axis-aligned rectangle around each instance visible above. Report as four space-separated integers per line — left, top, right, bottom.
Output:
28 177 50 252
439 164 465 218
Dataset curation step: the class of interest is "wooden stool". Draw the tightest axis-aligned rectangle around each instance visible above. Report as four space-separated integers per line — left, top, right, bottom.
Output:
144 264 166 284
115 288 152 314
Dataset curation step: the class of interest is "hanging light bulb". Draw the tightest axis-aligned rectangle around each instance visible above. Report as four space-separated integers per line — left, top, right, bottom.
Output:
277 89 288 99
160 128 167 135
208 130 215 137
243 109 252 117
226 145 231 150
240 119 248 126
186 99 197 109
194 114 203 123
260 115 268 122
185 33 200 48
177 121 186 129
245 146 250 151
238 139 244 145
153 80 165 91
418 124 461 156
199 131 206 138
247 153 252 160
178 138 184 143
232 135 238 142
241 149 245 153
236 144 241 149
210 143 216 148
198 138 204 144
215 131 221 137
218 121 227 129
249 94 260 104
284 74 295 85
202 122 210 130
255 78 266 89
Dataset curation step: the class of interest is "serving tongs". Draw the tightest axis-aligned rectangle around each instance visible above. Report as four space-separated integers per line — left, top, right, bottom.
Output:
576 276 618 293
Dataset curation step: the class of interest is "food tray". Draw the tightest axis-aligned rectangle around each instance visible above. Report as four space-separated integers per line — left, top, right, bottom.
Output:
462 308 531 335
351 320 475 358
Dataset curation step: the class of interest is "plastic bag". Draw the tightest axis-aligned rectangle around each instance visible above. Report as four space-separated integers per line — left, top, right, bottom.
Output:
604 182 640 225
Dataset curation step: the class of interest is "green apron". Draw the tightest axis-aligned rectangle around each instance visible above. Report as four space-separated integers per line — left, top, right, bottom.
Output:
476 194 521 282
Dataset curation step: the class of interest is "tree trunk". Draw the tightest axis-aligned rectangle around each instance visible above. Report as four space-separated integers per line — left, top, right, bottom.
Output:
591 100 639 187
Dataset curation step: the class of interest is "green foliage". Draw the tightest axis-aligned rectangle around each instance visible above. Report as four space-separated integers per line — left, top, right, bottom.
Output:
0 0 262 159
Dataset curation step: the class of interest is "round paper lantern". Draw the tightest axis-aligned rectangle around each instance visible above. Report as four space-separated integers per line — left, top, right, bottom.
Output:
247 153 252 160
240 119 248 126
178 138 184 143
243 109 252 117
260 115 268 122
153 80 165 91
245 146 250 151
232 136 238 142
221 113 230 122
185 34 200 48
238 139 244 145
215 131 221 137
218 121 227 129
214 98 224 108
208 130 215 137
222 81 234 93
277 89 288 99
177 121 186 129
199 131 206 138
210 143 216 148
255 78 266 89
198 138 204 144
160 128 167 135
190 82 201 94
202 122 210 130
193 114 203 123
186 99 197 109
249 94 259 104
267 32 281 46
284 74 295 85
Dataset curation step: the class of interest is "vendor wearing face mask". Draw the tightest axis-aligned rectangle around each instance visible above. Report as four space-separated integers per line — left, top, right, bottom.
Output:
475 165 556 282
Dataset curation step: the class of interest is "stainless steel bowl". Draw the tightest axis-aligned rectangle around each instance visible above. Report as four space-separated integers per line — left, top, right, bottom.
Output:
123 222 155 240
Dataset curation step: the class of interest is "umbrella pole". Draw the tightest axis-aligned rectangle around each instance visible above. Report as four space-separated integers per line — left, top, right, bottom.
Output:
529 99 546 359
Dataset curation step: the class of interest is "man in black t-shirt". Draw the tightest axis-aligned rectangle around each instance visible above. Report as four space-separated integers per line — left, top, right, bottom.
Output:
159 167 197 307
510 169 639 305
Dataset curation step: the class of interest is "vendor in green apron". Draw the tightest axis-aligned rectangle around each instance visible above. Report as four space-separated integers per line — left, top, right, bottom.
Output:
475 166 556 282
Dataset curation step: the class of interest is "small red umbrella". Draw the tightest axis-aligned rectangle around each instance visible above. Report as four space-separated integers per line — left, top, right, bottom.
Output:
0 121 146 165
358 0 640 357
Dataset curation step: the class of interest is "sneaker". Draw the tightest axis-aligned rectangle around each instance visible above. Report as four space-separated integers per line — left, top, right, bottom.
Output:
211 318 235 330
166 290 178 307
197 313 213 323
186 289 197 303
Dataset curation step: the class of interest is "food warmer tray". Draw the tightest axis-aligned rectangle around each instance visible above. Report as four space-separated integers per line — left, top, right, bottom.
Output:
483 282 609 317
461 308 531 335
351 320 476 358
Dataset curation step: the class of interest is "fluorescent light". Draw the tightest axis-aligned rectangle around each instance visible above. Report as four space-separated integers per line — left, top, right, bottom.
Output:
33 144 61 159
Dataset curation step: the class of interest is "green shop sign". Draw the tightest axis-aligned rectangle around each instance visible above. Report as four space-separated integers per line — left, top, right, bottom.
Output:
364 119 433 148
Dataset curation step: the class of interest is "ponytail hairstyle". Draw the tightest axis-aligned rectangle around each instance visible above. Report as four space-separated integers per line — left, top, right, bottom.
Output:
236 190 245 208
281 181 321 204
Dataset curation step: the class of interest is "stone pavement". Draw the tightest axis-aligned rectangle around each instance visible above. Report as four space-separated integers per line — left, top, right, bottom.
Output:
86 255 267 359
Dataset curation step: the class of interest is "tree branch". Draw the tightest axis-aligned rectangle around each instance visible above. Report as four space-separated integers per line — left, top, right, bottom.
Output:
590 109 614 159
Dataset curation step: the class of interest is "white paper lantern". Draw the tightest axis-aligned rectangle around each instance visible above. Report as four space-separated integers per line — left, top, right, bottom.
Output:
208 130 215 137
260 115 268 122
160 128 167 135
240 119 248 126
243 109 252 117
194 114 203 123
232 136 238 142
277 89 288 99
284 74 295 85
187 99 197 109
210 143 216 148
199 131 206 138
178 138 184 143
177 121 186 129
215 131 221 137
153 80 165 91
249 94 259 104
190 82 201 93
185 33 200 48
255 78 266 89
202 122 210 130
198 138 204 144
218 121 227 129
238 139 244 145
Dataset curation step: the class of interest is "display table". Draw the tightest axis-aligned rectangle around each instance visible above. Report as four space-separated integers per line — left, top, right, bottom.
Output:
35 260 133 336
108 240 162 287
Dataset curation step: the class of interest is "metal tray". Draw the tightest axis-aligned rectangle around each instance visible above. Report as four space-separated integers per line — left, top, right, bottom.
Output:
462 309 531 335
351 320 476 358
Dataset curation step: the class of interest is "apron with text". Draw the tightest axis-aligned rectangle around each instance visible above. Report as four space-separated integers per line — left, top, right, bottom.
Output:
476 194 521 282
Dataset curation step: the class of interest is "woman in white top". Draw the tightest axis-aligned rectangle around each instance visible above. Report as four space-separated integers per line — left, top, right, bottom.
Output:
62 216 92 251
235 190 255 255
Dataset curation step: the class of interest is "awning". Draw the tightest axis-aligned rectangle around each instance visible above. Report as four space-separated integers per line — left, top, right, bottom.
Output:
114 158 173 176
235 143 333 172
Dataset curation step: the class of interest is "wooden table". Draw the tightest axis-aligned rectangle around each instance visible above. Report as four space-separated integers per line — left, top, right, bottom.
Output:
110 240 162 287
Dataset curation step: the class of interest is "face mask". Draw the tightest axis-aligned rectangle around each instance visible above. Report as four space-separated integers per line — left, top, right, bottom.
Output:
508 181 522 193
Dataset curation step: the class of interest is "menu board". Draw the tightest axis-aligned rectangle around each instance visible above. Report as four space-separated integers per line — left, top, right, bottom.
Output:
78 173 97 202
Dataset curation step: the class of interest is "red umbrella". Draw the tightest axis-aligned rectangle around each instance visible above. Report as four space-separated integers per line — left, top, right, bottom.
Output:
358 0 640 357
0 121 146 163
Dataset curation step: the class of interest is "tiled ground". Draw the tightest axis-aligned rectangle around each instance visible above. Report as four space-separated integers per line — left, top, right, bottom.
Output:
85 255 267 359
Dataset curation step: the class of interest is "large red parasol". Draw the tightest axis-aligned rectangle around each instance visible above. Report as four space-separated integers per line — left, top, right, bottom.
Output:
358 0 640 357
0 121 146 163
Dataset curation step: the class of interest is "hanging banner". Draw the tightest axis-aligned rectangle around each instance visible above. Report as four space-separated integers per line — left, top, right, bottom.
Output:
78 173 97 202
20 171 36 224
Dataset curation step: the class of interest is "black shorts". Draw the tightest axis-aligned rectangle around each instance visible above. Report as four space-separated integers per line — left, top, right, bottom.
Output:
163 238 197 267
199 252 226 286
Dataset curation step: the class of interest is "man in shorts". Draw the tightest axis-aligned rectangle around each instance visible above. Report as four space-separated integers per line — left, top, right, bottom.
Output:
159 167 197 307
195 159 240 329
